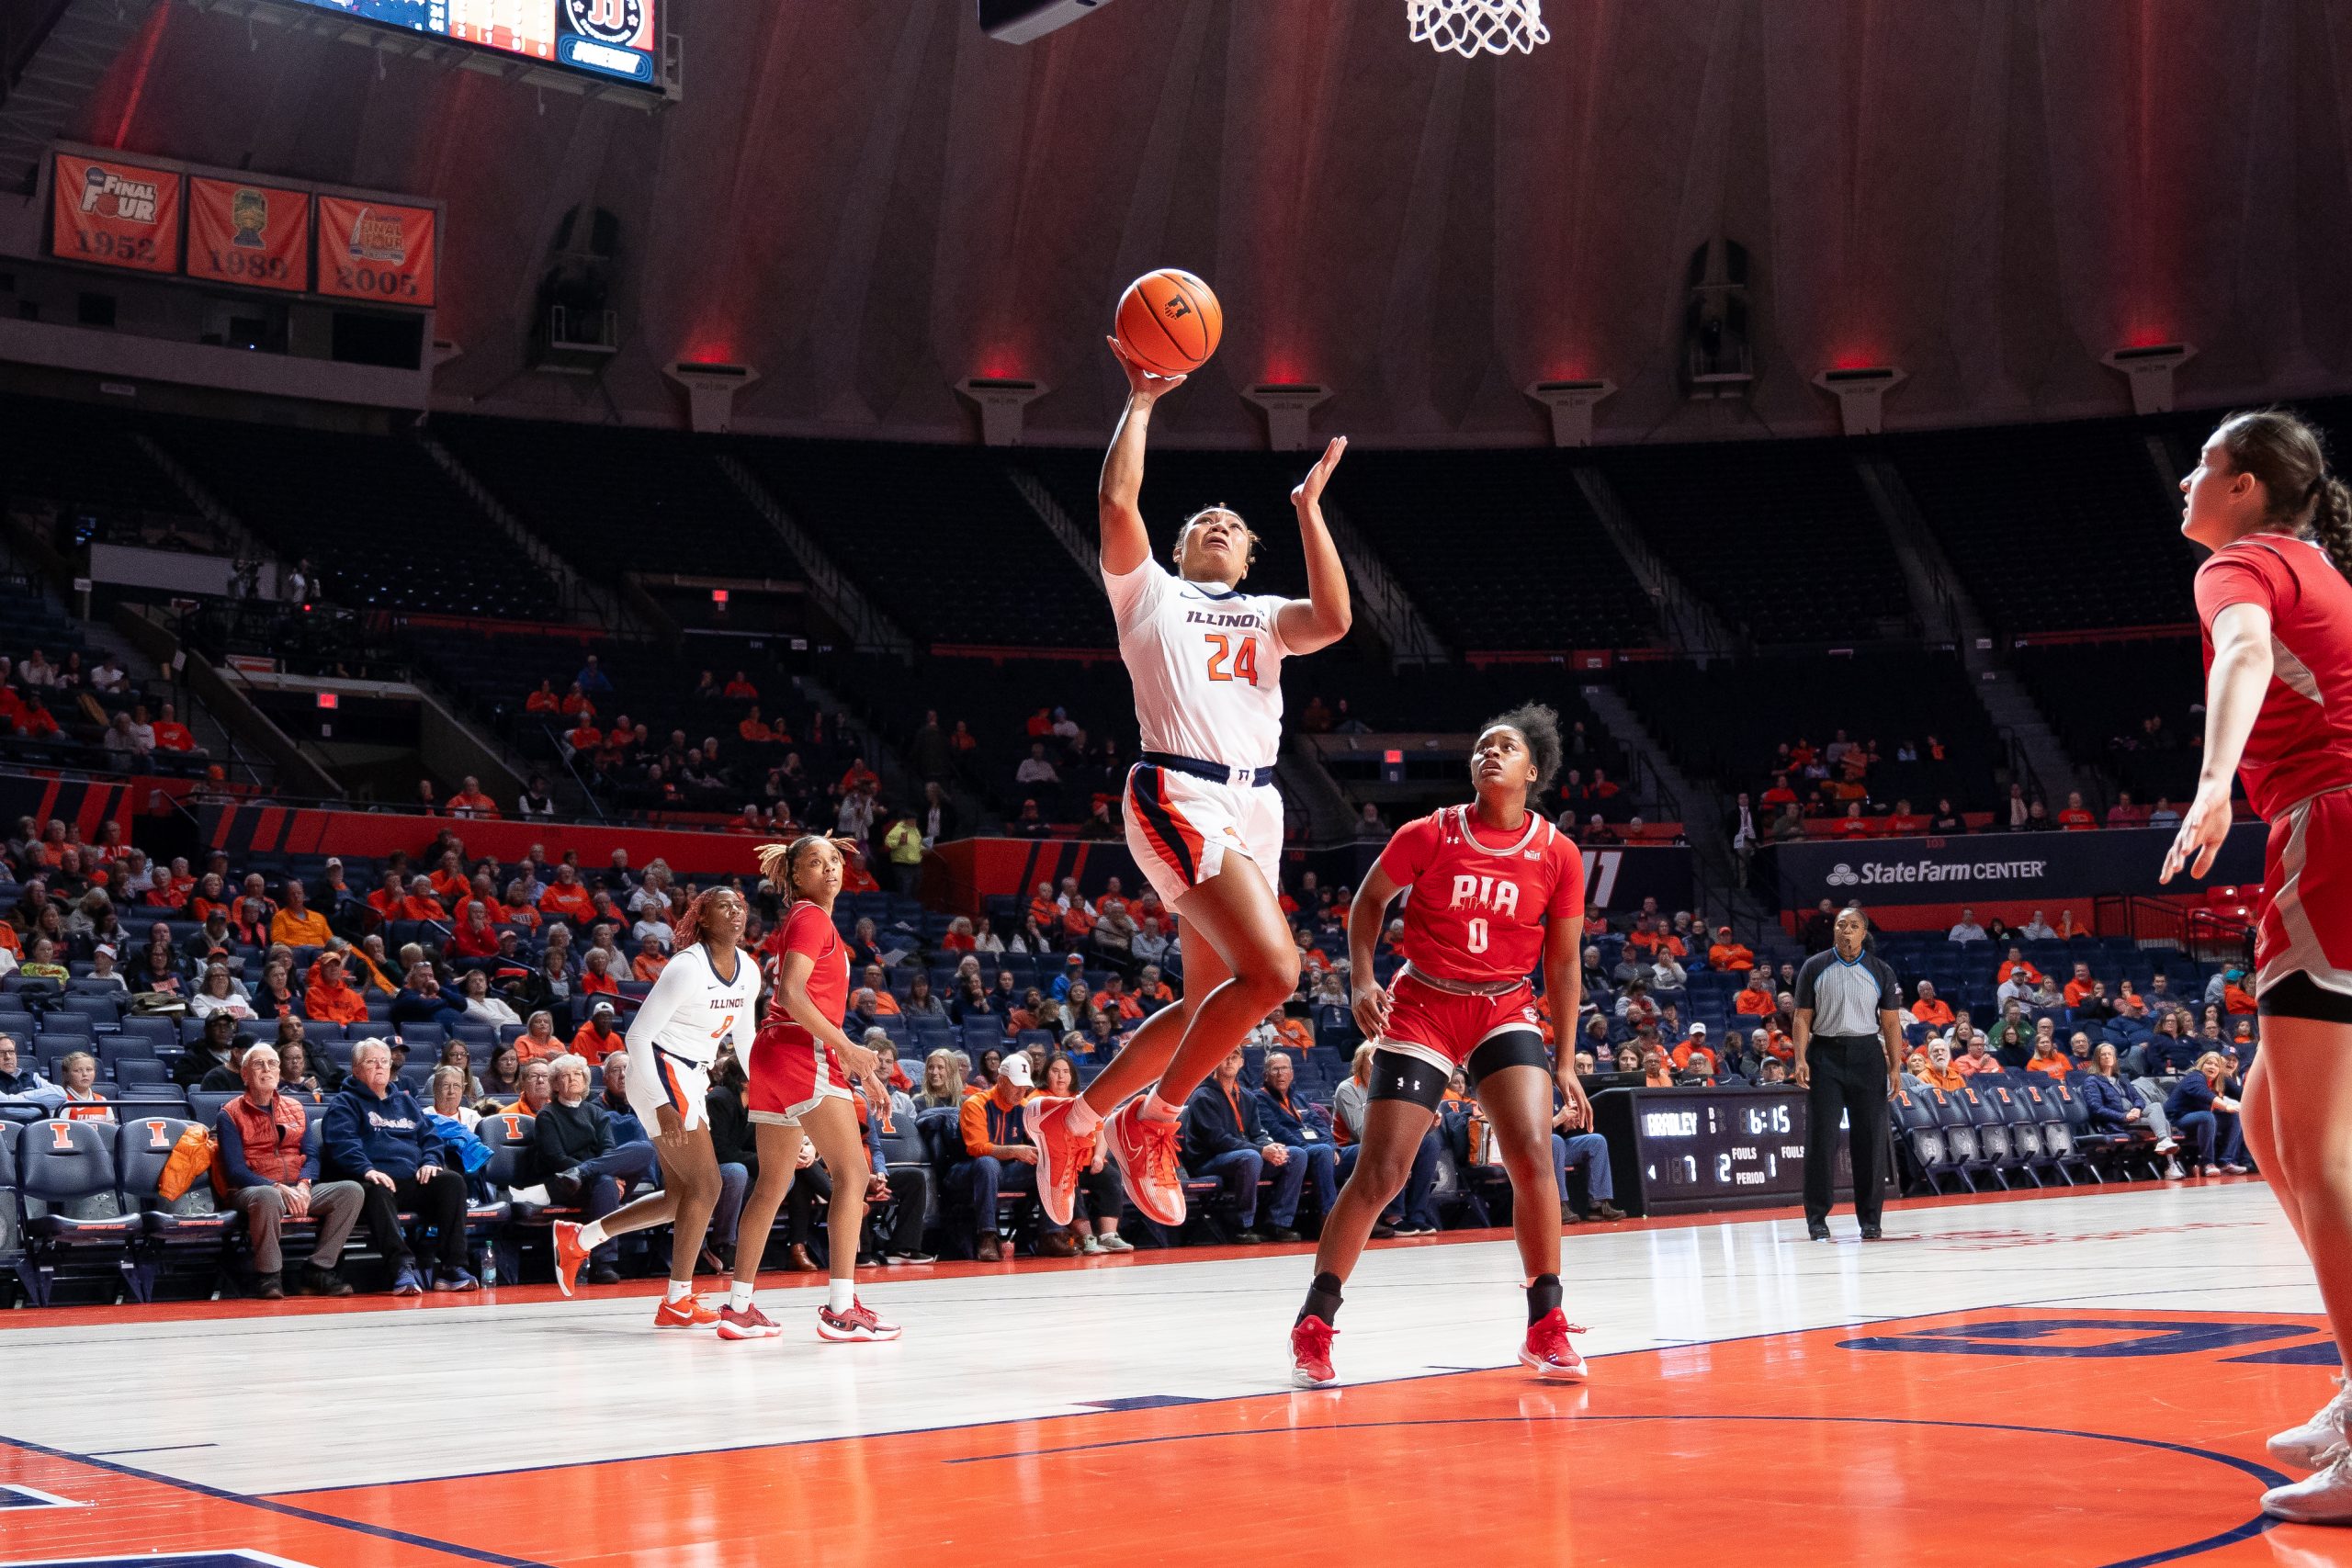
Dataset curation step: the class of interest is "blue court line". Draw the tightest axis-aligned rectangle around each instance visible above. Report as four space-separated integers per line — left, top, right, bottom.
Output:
0 1435 550 1568
945 1413 2284 1568
84 1443 219 1458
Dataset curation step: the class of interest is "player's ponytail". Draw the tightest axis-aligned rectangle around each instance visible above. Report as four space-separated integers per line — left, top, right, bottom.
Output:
2311 473 2352 587
2211 408 2352 587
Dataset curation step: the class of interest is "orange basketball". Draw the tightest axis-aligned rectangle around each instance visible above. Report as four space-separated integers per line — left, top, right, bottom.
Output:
1115 268 1223 377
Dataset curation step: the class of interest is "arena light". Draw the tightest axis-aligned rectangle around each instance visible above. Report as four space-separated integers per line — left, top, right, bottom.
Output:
664 360 760 434
1526 378 1614 447
956 377 1048 447
1811 365 1905 436
1242 384 1335 453
978 0 1127 43
2102 343 2196 416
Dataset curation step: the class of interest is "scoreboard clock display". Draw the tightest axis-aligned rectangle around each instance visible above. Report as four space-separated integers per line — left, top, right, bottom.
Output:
278 0 663 91
1593 1087 1884 1216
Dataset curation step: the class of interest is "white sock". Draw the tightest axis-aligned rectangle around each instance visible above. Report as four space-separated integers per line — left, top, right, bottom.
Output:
666 1278 693 1303
1142 1092 1182 1122
1067 1098 1103 1137
728 1279 755 1311
577 1220 607 1250
828 1278 856 1314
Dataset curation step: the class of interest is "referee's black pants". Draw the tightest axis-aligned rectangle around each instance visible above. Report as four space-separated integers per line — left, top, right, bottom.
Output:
1804 1035 1889 1226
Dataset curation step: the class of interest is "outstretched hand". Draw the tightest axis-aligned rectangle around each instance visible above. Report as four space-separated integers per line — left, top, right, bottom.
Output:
1107 335 1188 402
1292 436 1348 511
2160 780 2233 885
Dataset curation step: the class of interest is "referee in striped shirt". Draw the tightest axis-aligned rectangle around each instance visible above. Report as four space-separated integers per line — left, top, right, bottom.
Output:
1792 905 1904 1241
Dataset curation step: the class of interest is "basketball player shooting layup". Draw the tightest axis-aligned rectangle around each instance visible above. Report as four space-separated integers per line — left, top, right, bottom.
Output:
1026 335 1351 1230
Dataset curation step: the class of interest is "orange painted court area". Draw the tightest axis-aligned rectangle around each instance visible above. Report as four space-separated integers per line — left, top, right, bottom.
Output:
3 1303 2340 1567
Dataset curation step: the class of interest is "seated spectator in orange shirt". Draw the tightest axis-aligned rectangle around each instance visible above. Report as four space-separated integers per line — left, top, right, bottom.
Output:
1951 1032 2002 1076
581 949 621 998
722 671 759 699
1027 881 1058 936
2026 1032 2074 1079
1908 980 1954 1032
148 858 197 911
2061 963 2099 1008
1734 972 1778 1017
1996 949 2043 986
515 1010 565 1064
398 876 449 923
538 865 597 924
631 939 668 983
525 680 560 714
1706 927 1754 976
453 874 508 928
1274 1011 1313 1056
738 707 774 744
1835 803 1872 837
17 697 60 740
367 871 405 925
839 757 881 794
446 776 500 819
302 951 371 1024
2223 970 2259 1014
565 718 603 755
2057 791 2098 830
858 964 902 1015
268 881 333 949
426 852 470 901
1669 1029 1716 1075
448 903 503 963
1917 1039 1967 1092
1885 798 1929 835
570 1000 626 1064
559 682 595 718
1748 1024 1793 1065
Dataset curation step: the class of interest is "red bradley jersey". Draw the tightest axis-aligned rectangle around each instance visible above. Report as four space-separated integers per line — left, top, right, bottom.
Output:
2195 535 2352 819
762 901 849 1032
1378 806 1584 985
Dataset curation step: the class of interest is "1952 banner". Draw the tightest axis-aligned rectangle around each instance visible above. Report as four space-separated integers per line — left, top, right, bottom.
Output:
187 176 311 292
315 195 437 307
1769 824 2268 910
50 152 183 275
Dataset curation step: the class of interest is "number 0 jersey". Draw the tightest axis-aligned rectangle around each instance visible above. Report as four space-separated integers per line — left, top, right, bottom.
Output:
1378 806 1585 987
622 941 758 1071
1105 556 1292 772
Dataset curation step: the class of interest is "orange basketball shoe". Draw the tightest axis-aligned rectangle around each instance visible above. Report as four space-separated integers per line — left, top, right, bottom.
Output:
550 1220 589 1297
1026 1096 1087 1227
653 1292 722 1329
1105 1099 1187 1226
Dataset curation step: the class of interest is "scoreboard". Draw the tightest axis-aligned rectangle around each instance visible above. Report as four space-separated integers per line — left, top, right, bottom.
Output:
1594 1087 1888 1216
277 0 664 91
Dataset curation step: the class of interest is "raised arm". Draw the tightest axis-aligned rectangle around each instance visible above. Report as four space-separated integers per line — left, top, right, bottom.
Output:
1274 438 1353 656
1099 337 1187 578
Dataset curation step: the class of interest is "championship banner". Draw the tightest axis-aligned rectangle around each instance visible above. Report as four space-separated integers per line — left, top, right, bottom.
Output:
50 152 182 275
1767 824 2268 913
187 176 311 292
315 195 437 307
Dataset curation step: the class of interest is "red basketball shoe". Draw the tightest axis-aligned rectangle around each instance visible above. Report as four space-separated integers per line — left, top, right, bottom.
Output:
550 1220 589 1297
817 1298 902 1342
717 1302 782 1340
1519 1310 1589 1382
1291 1314 1340 1388
1105 1099 1187 1226
1027 1096 1086 1227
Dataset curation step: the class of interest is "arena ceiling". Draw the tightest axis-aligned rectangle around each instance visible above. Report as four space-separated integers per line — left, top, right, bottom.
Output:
52 0 2352 446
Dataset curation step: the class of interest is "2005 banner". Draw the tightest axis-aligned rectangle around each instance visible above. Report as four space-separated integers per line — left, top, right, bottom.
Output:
315 195 437 307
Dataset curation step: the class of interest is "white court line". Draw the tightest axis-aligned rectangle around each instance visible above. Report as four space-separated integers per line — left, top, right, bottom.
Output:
0 1183 2312 1495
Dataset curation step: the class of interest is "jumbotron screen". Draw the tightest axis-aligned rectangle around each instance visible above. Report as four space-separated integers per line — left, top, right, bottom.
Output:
286 0 662 91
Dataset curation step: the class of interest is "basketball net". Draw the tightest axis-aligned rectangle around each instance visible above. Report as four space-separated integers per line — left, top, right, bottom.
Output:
1408 0 1548 57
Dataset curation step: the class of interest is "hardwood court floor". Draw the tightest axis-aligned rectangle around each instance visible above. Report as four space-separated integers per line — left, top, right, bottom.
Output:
1 1180 2346 1566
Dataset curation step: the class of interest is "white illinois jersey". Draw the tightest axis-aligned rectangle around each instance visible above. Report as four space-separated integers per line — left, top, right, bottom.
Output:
623 942 758 1072
1105 555 1292 772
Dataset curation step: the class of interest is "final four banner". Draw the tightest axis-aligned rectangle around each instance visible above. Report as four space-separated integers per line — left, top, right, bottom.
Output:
1768 824 2268 911
315 195 437 307
50 153 183 275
